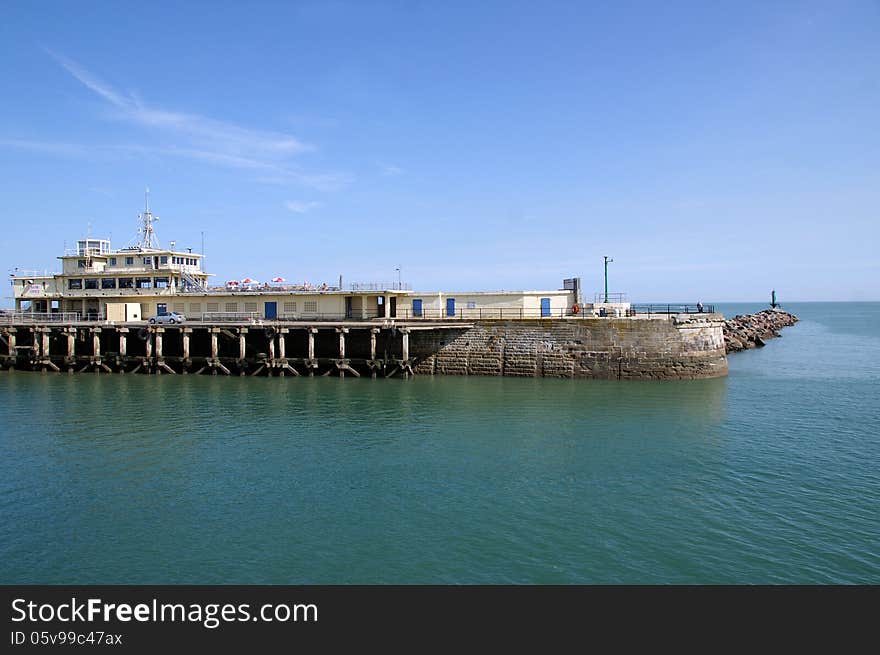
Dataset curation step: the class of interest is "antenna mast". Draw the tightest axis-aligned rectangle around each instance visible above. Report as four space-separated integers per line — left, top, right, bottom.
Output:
136 187 160 249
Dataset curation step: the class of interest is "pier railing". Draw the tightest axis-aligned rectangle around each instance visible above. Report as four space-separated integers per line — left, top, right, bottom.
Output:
347 282 412 291
2 306 719 325
1 312 87 323
631 304 715 315
394 308 575 320
593 292 628 303
200 312 261 322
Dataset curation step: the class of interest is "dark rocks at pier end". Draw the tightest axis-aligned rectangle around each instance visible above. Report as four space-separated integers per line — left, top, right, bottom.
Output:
723 308 798 353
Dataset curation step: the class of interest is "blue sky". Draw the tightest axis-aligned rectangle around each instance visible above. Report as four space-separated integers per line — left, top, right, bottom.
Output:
1 1 878 302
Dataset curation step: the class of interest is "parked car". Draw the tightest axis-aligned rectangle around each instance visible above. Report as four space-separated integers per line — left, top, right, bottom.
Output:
148 312 186 324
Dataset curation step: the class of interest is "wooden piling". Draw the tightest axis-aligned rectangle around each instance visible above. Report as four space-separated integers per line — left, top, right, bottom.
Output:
182 327 191 373
238 327 247 376
337 327 348 378
66 329 75 362
307 327 317 376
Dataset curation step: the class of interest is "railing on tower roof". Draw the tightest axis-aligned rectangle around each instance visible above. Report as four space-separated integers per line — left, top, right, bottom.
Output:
347 281 412 291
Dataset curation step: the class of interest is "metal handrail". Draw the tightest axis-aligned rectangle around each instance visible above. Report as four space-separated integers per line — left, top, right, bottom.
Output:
0 312 81 323
0 311 111 323
266 308 596 321
3 306 719 324
593 292 628 303
9 270 58 278
631 304 715 315
200 312 261 322
347 282 412 291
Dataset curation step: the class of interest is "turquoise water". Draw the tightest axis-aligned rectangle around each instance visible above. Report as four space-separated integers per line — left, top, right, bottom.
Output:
1 302 878 584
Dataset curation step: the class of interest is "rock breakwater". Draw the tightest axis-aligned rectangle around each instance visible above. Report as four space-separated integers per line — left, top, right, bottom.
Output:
723 308 798 353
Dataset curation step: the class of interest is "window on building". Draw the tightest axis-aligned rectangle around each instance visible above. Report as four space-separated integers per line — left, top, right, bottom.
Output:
244 302 257 312
118 277 134 289
154 277 169 288
143 257 152 266
109 257 117 266
136 277 152 289
173 303 185 313
68 279 82 289
125 257 134 266
160 256 168 264
189 303 201 314
467 302 477 309
303 300 318 313
77 259 86 268
84 279 98 289
101 278 116 289
207 302 219 312
283 302 296 313
225 302 238 313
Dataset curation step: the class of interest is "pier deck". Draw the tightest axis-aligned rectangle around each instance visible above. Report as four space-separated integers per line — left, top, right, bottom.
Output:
0 320 474 378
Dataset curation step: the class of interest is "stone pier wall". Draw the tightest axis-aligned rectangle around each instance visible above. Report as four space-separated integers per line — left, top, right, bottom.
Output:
410 314 728 380
0 314 729 379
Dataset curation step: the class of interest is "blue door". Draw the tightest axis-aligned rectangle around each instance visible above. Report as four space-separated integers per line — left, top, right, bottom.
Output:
264 301 277 319
412 299 423 317
540 297 551 317
446 298 455 317
157 303 167 316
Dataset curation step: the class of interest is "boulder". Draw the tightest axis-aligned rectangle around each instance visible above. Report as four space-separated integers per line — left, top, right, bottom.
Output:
723 309 798 353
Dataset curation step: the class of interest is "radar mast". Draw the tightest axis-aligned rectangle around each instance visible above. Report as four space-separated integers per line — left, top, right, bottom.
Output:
136 188 160 249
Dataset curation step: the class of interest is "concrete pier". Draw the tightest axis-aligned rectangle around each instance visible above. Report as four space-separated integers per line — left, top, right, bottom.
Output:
0 320 474 378
0 315 730 379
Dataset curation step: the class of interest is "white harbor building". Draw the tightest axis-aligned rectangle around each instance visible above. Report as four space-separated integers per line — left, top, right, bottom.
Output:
9 201 628 322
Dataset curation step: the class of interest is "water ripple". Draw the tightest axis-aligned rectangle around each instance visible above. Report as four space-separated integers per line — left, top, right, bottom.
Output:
1 302 879 583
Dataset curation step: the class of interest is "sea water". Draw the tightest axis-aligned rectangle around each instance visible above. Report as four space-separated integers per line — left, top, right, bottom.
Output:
1 302 878 583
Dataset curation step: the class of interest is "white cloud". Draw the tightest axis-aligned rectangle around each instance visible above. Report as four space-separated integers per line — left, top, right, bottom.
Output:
0 138 88 155
379 162 404 176
47 49 129 108
48 49 310 156
41 50 350 191
285 200 323 213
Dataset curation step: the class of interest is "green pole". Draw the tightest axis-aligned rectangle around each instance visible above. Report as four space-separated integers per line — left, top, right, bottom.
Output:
604 256 613 303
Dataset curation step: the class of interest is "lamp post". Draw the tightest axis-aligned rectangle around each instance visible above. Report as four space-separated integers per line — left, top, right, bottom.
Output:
604 256 613 303
395 267 401 290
